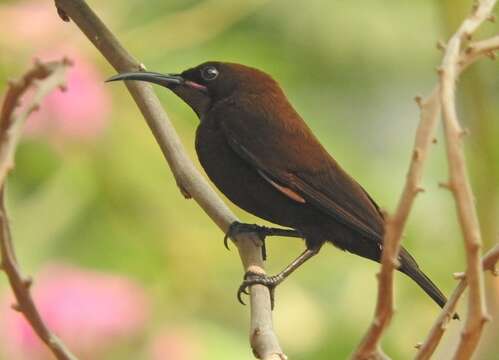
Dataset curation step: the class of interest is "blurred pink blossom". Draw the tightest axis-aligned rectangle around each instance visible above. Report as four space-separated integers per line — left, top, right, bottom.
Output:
0 263 150 359
24 50 112 141
0 1 112 142
148 326 202 360
0 2 61 49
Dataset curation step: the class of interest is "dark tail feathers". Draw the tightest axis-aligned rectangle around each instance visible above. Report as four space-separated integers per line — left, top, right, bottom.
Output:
398 247 459 319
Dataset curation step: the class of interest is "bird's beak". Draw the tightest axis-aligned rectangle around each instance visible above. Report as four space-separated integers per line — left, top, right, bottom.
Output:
106 71 184 87
106 71 207 91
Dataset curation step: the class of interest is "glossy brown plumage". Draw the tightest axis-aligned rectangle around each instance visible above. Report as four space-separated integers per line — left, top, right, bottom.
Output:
195 68 383 251
108 62 450 311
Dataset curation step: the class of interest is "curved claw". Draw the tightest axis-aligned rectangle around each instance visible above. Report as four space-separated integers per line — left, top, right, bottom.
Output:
224 221 271 260
236 271 281 309
223 221 240 251
224 221 246 251
237 285 249 305
223 232 231 250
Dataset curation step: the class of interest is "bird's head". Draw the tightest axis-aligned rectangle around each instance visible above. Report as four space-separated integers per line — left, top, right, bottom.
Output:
107 62 281 117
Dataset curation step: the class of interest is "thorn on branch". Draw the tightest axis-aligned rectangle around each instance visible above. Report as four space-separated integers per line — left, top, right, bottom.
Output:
412 148 422 161
23 276 33 289
471 2 479 14
415 187 425 194
62 56 74 67
415 342 423 349
139 63 147 71
7 79 18 89
470 241 481 253
33 57 42 69
487 14 496 22
436 40 446 51
414 95 423 108
486 51 497 60
11 303 22 312
453 272 466 280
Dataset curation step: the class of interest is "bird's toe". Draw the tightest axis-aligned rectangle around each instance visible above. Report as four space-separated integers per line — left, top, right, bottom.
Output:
236 271 282 309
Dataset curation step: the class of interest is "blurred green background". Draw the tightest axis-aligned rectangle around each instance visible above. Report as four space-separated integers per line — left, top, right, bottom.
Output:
0 0 498 359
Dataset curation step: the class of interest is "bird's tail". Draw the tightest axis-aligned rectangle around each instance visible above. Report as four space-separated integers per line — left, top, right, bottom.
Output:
398 247 449 310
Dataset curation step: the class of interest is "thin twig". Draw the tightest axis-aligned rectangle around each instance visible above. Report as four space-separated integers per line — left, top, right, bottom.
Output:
53 0 285 359
459 35 499 68
438 2 497 358
415 243 499 360
351 2 498 358
0 59 77 360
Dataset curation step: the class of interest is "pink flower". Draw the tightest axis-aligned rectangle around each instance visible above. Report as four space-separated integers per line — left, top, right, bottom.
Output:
0 1 61 49
23 50 111 142
0 263 150 359
148 326 202 360
0 1 112 142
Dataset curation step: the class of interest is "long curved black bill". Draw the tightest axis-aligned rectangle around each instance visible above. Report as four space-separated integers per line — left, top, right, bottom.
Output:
106 71 184 88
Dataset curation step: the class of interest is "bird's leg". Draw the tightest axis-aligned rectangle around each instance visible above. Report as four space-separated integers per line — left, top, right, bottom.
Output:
224 221 302 260
237 247 320 309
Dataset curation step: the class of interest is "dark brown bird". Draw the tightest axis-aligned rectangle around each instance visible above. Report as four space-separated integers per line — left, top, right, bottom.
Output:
107 62 450 311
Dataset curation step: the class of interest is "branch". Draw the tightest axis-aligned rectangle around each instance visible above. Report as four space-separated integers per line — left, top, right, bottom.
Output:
438 1 496 358
53 1 285 359
415 243 499 360
351 2 499 358
0 59 77 360
459 35 499 68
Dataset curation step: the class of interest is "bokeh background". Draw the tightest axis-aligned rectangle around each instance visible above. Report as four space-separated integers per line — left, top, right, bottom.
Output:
0 0 498 359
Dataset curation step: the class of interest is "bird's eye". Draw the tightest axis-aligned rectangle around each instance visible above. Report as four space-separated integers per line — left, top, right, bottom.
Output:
201 66 219 81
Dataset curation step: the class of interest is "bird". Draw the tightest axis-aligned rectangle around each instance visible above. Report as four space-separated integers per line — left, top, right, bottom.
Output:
107 61 451 313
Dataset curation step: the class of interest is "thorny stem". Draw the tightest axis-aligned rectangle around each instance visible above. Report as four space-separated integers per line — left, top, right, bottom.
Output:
0 59 77 360
415 244 499 360
351 1 498 358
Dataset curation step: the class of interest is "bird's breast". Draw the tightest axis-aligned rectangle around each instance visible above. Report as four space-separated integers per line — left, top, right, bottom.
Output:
195 122 313 228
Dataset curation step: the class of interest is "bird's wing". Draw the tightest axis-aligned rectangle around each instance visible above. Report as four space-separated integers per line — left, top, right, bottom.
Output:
215 98 384 241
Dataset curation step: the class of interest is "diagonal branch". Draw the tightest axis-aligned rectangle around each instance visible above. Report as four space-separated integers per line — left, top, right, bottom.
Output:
0 59 77 360
351 2 498 359
53 0 285 359
438 1 496 358
415 243 499 360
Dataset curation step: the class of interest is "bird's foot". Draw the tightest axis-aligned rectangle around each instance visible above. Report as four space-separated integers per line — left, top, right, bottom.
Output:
237 271 283 309
224 221 270 260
